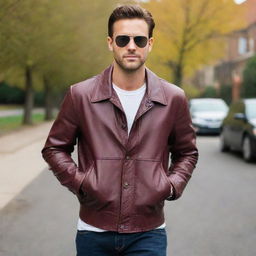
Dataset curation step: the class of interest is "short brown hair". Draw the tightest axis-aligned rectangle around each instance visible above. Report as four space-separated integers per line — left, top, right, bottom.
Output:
108 5 155 38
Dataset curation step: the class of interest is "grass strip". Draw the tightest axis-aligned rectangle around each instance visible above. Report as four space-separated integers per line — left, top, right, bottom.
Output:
0 113 45 136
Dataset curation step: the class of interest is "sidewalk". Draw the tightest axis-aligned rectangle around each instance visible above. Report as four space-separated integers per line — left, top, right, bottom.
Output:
0 121 53 209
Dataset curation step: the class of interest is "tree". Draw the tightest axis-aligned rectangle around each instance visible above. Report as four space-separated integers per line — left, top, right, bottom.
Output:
219 84 232 105
182 84 201 99
0 0 71 123
36 0 120 120
142 0 245 86
201 86 218 98
242 55 256 98
0 0 121 124
0 0 38 124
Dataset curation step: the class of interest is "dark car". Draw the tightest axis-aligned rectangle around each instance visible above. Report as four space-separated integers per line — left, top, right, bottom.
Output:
189 98 228 134
220 99 256 162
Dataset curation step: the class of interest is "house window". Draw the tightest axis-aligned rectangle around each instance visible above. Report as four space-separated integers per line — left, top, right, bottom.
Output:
238 37 248 55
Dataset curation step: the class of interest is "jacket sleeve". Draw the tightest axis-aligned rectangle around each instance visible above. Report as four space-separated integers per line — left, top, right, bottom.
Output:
167 92 198 200
41 87 85 194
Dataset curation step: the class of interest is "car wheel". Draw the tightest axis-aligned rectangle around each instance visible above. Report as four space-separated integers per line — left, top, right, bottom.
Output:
220 132 229 152
242 135 253 162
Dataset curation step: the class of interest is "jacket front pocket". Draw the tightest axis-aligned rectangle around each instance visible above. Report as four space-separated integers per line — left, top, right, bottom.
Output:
134 160 170 215
159 165 171 199
82 159 122 213
81 164 94 195
77 165 94 204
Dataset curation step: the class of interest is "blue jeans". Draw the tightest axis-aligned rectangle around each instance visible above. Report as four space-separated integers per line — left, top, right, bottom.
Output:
76 228 167 256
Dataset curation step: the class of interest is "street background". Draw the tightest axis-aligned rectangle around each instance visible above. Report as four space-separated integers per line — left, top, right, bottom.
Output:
0 122 256 256
1 0 256 255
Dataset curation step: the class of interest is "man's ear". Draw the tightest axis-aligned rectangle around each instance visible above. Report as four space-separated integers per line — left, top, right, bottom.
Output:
107 36 113 51
148 37 154 52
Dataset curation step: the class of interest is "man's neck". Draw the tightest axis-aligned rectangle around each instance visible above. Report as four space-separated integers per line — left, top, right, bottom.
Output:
112 62 146 91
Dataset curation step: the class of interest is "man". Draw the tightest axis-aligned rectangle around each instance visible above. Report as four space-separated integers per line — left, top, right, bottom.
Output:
42 5 198 256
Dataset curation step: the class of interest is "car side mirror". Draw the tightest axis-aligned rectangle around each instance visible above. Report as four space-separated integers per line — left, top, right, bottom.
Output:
234 113 246 121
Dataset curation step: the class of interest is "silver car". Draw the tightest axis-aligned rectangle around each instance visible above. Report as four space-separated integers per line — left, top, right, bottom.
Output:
189 98 228 134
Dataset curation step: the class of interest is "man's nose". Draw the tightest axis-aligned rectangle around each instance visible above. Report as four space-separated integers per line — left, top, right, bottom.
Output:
127 38 136 50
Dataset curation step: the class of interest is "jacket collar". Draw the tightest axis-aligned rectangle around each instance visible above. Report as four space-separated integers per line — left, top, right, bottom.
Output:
91 64 167 106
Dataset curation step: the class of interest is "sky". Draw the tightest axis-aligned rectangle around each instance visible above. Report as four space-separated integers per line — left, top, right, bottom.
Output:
234 0 247 4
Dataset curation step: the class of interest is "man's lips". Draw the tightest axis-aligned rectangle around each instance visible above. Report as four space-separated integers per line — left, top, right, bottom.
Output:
124 55 139 59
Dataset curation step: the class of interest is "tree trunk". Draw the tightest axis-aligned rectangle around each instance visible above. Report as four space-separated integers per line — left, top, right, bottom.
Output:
23 66 34 125
168 59 184 87
43 76 54 120
173 64 183 87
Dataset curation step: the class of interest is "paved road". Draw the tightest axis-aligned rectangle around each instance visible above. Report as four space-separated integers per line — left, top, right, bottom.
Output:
166 136 256 256
0 136 255 256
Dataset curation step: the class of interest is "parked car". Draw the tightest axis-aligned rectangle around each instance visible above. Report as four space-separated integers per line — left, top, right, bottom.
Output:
220 98 256 162
189 98 228 134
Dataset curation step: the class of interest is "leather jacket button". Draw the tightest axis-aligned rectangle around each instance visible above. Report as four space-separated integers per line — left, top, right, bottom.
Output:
121 123 127 129
123 182 129 189
126 156 130 160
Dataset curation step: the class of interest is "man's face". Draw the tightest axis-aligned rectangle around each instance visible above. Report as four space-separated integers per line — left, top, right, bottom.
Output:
107 18 153 72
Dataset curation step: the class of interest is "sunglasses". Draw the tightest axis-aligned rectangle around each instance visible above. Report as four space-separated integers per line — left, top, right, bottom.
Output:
115 35 148 48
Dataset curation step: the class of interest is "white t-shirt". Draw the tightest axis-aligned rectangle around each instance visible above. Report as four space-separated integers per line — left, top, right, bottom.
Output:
77 83 166 231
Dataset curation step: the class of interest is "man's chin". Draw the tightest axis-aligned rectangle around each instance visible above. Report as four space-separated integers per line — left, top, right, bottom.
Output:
117 62 144 72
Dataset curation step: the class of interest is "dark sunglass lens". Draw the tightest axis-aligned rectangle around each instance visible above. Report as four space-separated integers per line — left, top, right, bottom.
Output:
115 36 130 47
134 36 148 48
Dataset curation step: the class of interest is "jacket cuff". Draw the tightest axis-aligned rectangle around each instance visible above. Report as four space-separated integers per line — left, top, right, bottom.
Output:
166 182 176 201
167 174 188 200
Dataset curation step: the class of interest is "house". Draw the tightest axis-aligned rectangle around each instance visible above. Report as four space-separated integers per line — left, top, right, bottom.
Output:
193 0 256 100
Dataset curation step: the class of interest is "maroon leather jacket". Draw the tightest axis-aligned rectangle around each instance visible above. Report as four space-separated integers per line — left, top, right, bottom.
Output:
42 65 198 233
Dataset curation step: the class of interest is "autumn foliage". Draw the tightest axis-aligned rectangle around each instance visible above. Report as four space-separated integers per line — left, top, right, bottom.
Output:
142 0 246 86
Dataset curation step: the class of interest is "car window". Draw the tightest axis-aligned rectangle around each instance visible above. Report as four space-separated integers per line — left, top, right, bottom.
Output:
246 101 256 119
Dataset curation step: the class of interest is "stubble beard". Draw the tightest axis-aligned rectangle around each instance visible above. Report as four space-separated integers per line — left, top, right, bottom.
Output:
114 55 146 73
